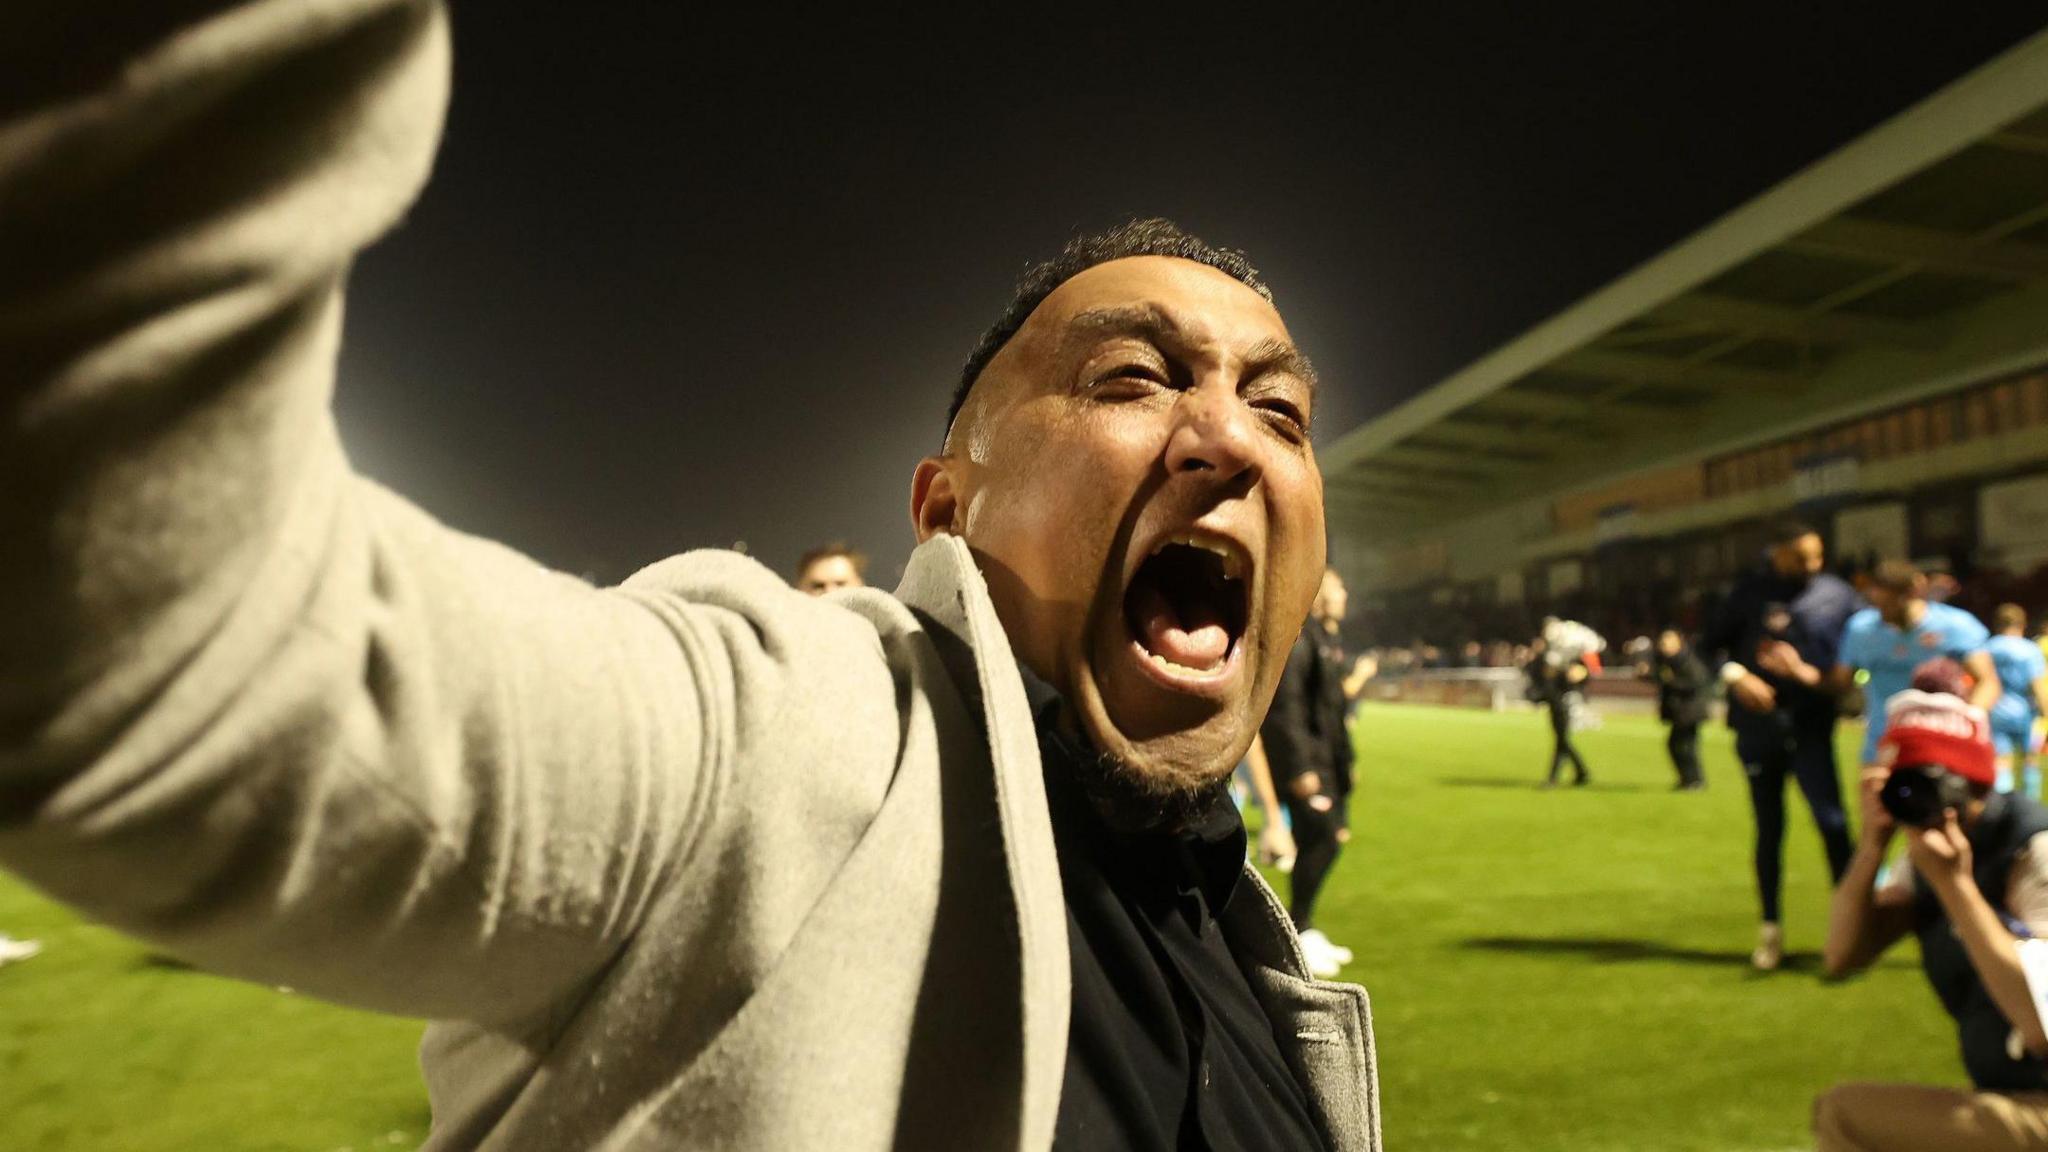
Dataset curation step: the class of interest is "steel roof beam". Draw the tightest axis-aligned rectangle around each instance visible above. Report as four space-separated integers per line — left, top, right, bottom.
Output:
1786 217 2048 282
1646 291 1949 352
1558 347 1807 392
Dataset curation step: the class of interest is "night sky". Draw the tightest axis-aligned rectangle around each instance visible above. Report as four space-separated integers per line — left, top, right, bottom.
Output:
333 6 2048 587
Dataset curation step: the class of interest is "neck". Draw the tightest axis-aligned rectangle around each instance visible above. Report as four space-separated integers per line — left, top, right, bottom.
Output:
1902 598 1928 630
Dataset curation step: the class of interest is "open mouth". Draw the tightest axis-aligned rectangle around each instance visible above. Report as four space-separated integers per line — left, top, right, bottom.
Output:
1122 536 1250 680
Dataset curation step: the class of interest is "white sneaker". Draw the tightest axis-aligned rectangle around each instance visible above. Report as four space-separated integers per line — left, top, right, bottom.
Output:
1751 922 1782 972
1298 929 1345 978
0 936 43 966
1302 946 1342 979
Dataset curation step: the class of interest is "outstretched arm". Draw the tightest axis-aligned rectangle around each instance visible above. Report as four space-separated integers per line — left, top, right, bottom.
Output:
0 1 805 1026
1340 654 1377 700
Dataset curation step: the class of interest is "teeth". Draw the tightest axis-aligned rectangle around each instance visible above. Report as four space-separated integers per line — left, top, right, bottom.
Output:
1156 534 1247 580
1149 650 1223 676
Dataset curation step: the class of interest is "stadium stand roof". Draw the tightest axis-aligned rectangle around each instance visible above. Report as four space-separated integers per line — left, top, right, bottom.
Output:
1323 27 2048 543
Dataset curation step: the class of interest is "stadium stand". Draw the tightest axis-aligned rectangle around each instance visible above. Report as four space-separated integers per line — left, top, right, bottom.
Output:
1324 31 2048 675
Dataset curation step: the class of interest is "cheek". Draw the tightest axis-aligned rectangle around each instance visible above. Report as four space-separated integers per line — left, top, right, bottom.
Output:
962 430 1106 610
970 412 1151 578
1267 465 1327 606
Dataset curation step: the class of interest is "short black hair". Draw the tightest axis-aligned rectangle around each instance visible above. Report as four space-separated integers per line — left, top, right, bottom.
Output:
946 218 1272 439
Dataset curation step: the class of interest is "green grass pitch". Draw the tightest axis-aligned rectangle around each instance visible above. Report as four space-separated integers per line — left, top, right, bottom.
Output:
0 703 1963 1150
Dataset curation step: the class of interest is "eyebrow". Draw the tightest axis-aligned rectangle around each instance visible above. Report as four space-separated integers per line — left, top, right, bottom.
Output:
1060 304 1318 393
1060 304 1186 351
1242 336 1319 395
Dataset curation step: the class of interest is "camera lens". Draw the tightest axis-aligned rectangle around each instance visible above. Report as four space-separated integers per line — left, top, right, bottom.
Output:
1880 766 1948 828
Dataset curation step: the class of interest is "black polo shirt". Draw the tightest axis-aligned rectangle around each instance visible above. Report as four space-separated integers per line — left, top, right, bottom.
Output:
1025 676 1328 1151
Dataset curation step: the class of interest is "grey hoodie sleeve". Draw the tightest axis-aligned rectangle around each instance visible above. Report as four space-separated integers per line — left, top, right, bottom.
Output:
0 0 740 1026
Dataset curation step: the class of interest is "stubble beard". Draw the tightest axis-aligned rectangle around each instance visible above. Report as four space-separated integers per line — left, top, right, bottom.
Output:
1069 745 1235 835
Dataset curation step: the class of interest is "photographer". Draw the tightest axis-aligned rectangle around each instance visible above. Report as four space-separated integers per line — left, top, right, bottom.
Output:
1815 680 2048 1150
1647 629 1710 791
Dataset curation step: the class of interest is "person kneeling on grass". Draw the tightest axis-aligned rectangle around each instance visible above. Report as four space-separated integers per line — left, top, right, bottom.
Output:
1815 679 2048 1151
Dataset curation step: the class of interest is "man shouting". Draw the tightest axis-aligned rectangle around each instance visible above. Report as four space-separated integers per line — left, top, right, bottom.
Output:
0 2 1377 1150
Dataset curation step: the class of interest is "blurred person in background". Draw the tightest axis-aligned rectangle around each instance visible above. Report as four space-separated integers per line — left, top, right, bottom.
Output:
1646 629 1710 791
1525 636 1592 788
1702 519 1861 971
1260 569 1365 978
1544 616 1606 731
1815 681 2048 1151
1988 604 2048 799
793 541 868 594
1238 733 1297 870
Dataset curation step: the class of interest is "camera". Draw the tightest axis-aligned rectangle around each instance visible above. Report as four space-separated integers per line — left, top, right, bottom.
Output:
1879 764 1975 829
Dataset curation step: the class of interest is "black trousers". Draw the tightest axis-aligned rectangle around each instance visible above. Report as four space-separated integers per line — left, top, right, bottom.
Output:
1545 699 1588 784
1735 712 1853 924
1284 793 1342 932
1667 721 1703 787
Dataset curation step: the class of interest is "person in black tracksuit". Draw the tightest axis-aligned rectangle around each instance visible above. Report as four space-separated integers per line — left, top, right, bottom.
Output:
1699 519 1862 970
1649 629 1710 791
1259 572 1358 955
1526 640 1591 787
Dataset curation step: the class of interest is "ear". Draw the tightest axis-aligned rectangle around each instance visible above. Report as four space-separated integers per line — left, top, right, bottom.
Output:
910 456 963 542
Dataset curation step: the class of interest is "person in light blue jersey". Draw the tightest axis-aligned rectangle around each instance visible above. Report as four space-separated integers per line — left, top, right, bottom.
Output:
1987 603 2048 797
1767 559 1998 766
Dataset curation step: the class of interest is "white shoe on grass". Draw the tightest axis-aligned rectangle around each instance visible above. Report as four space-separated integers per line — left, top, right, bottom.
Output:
0 936 43 967
1298 929 1346 978
1751 922 1783 972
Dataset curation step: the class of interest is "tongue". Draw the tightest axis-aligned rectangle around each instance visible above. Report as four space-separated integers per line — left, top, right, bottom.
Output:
1132 580 1231 670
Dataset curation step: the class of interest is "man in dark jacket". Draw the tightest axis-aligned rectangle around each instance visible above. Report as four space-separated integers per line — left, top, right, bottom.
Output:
1649 629 1711 791
1260 569 1364 978
1700 519 1863 971
1526 640 1592 788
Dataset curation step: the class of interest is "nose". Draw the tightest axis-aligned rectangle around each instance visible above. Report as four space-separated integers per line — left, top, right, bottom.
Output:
1162 382 1260 485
